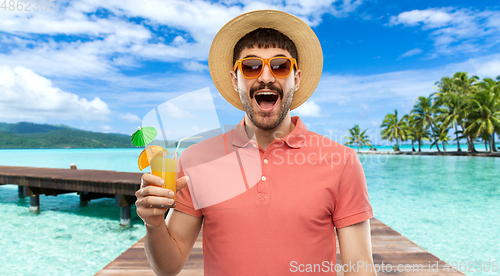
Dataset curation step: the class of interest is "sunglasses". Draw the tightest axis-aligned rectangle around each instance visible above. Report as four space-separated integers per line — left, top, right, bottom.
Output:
233 57 297 79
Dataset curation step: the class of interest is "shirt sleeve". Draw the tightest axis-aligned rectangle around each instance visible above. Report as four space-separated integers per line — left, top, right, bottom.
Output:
332 148 373 228
174 149 203 218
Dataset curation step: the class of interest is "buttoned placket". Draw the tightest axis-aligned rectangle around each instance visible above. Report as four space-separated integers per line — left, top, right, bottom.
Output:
256 139 280 204
230 117 307 204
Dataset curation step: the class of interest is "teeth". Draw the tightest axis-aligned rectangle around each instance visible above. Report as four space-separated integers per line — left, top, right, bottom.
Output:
255 91 278 96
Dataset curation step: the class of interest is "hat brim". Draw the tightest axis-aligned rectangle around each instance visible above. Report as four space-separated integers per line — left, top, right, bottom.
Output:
208 10 323 111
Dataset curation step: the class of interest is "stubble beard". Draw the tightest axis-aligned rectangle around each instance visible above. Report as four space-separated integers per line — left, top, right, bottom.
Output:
239 84 294 131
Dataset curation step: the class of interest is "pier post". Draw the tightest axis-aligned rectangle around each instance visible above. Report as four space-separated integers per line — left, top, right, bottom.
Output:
18 186 26 198
115 194 135 227
80 192 89 206
30 195 40 213
120 206 131 227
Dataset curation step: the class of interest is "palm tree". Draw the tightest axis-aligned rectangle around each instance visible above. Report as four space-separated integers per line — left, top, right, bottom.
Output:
405 114 430 152
439 130 452 151
435 75 469 152
436 91 468 152
477 78 499 152
404 115 416 152
430 123 452 151
480 131 491 151
344 124 372 151
380 109 409 152
497 75 500 151
453 72 480 152
411 96 441 152
408 114 430 152
466 79 500 153
435 76 456 103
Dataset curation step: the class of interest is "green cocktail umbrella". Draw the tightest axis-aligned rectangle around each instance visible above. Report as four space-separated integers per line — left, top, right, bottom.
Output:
131 126 158 147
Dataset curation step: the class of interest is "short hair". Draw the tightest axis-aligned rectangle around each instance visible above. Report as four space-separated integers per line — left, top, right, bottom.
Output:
233 28 299 66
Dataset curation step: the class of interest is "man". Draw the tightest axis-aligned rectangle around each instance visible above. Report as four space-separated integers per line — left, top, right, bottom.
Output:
136 10 376 276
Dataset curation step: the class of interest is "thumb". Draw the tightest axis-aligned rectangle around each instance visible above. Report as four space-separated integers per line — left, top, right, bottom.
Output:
176 176 189 191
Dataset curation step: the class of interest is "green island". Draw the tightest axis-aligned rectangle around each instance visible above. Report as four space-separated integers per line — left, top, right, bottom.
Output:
0 122 135 149
346 72 500 156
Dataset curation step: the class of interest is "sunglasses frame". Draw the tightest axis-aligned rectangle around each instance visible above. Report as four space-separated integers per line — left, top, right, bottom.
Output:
233 57 297 79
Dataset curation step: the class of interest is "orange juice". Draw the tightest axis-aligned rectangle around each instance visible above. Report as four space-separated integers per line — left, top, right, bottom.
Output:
150 156 177 203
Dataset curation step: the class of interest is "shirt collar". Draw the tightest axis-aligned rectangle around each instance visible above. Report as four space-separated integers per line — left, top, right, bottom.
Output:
231 116 308 149
283 116 308 148
231 119 252 148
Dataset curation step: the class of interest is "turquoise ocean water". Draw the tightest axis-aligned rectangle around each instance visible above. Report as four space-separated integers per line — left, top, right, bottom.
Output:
0 148 499 275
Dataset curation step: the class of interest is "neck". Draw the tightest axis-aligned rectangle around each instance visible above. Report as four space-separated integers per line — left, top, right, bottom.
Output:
244 113 295 150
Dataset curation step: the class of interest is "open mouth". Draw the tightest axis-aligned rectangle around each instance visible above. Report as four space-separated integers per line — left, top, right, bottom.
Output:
254 92 279 111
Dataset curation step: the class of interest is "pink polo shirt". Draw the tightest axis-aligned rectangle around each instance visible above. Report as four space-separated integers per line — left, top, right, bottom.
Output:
175 116 373 275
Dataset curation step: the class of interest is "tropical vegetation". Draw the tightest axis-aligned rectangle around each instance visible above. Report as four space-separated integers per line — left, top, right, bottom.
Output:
379 72 500 152
380 109 409 151
344 124 372 151
0 122 135 149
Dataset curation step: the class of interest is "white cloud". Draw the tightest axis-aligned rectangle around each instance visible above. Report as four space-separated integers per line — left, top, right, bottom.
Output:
390 9 453 28
119 113 141 123
164 102 196 119
142 88 222 141
399 48 423 59
468 57 500 77
292 100 322 117
182 61 208 72
389 8 500 56
100 125 112 132
0 1 365 78
0 7 151 38
0 40 114 78
0 65 111 121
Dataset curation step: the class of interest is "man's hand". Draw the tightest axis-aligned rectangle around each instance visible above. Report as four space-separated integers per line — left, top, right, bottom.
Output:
135 174 188 228
135 174 202 275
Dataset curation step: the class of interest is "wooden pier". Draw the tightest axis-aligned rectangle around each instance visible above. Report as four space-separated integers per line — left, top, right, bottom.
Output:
0 165 142 226
97 218 464 275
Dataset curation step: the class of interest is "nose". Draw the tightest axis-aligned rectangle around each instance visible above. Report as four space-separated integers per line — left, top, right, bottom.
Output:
257 62 275 84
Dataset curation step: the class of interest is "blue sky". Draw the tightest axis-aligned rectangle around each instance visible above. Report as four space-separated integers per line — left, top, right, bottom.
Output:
0 0 499 144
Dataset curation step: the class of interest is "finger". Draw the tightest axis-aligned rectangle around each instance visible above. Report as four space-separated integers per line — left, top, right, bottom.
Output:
136 196 175 207
141 173 164 187
140 185 174 198
176 176 189 191
137 206 169 218
149 202 176 209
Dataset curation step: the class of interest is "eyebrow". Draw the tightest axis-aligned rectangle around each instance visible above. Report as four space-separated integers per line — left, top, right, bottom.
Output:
242 54 288 59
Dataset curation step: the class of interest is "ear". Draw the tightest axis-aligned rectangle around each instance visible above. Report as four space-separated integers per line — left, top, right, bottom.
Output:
230 70 239 92
294 69 302 91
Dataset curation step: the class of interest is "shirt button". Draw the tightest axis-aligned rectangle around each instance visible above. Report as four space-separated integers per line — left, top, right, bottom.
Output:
261 176 267 181
263 159 268 164
252 144 257 148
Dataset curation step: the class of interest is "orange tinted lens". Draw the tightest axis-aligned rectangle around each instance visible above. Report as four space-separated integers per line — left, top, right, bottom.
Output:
241 59 263 78
270 58 292 76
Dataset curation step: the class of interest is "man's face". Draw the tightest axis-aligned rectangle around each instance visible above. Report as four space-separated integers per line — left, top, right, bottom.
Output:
231 47 301 130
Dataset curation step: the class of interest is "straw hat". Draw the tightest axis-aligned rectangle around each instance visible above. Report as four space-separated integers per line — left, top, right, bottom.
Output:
208 10 323 111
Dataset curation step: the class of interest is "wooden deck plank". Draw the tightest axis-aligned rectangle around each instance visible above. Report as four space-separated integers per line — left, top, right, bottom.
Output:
0 165 142 195
96 218 464 275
